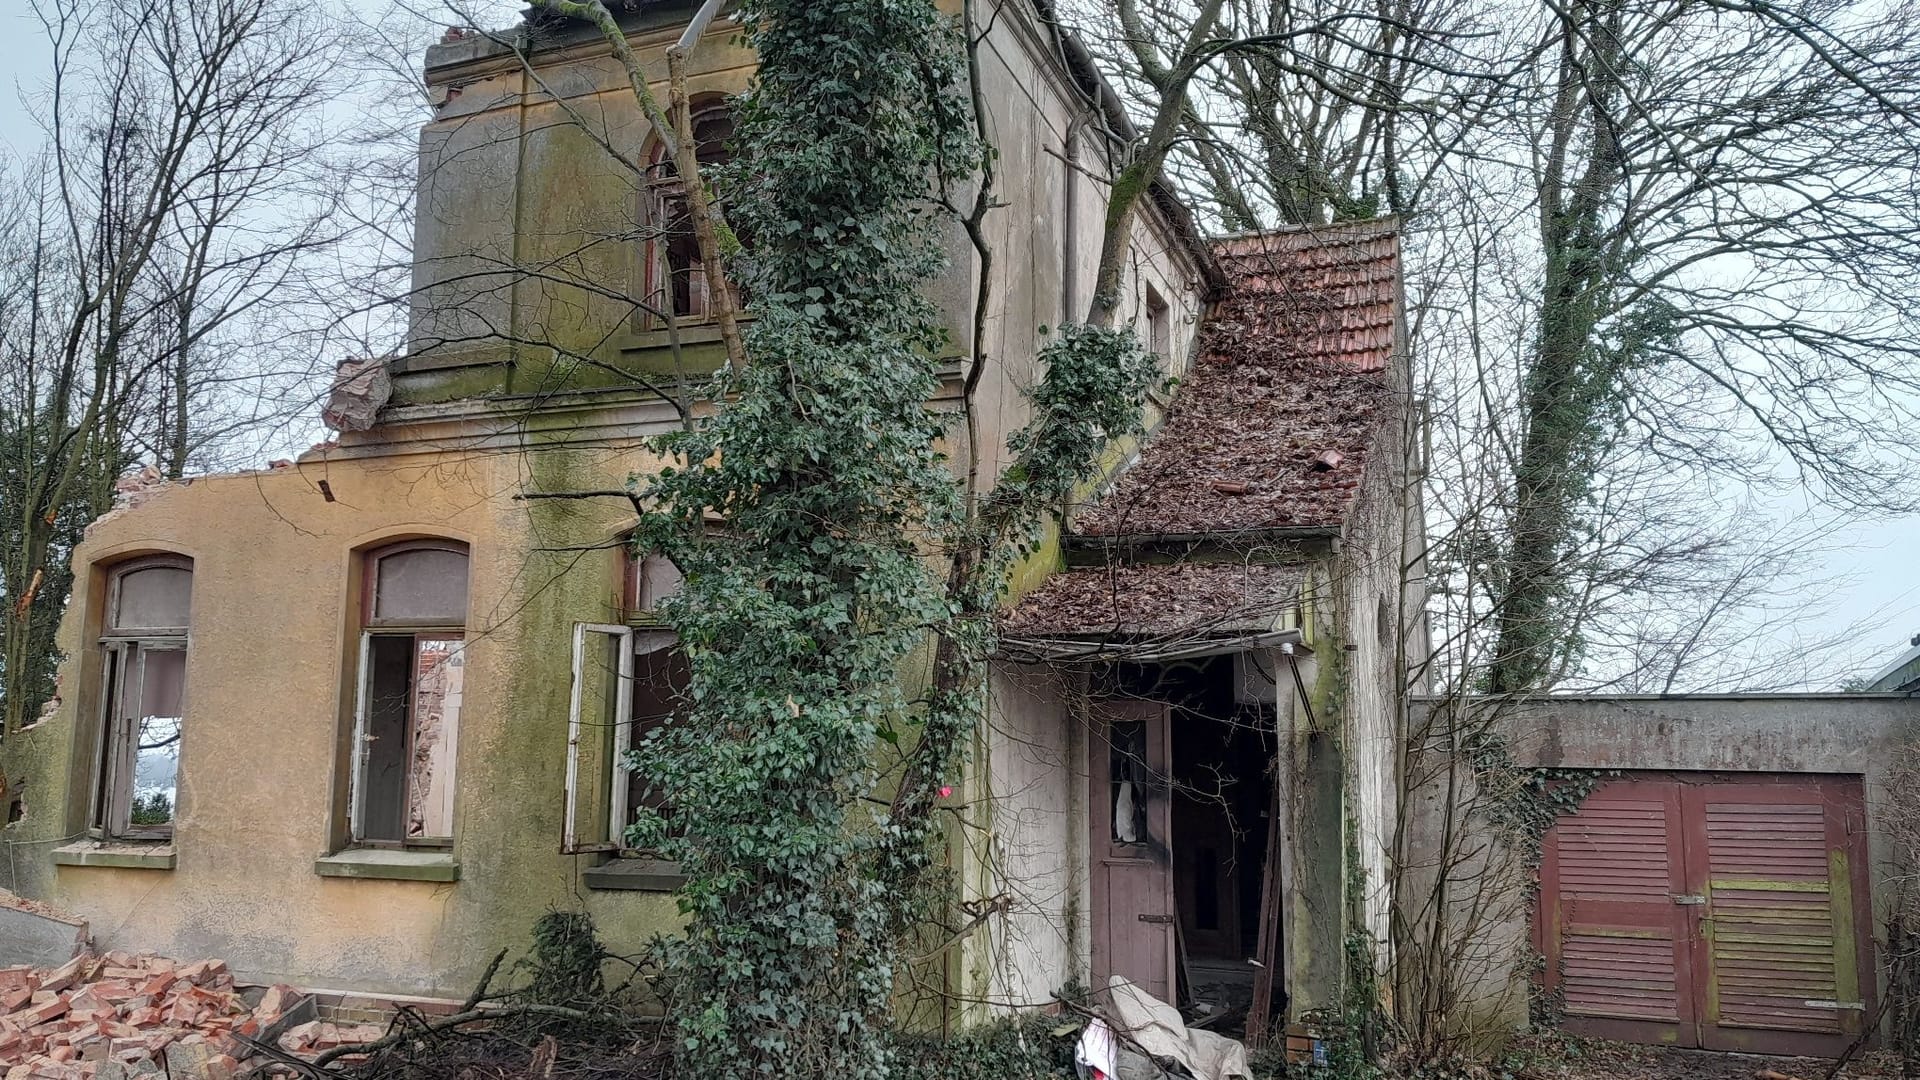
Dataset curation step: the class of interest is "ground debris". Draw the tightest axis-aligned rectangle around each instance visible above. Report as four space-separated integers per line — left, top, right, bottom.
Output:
1498 1034 1904 1080
0 949 377 1078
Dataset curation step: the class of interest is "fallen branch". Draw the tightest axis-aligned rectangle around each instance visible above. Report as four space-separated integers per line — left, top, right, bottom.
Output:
307 1004 600 1069
1821 988 1897 1080
461 949 509 1012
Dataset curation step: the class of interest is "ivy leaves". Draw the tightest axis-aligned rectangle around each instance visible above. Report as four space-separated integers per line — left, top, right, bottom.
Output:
618 3 1157 1076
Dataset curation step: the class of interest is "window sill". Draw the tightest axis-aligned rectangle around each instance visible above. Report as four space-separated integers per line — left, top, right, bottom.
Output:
52 841 176 871
314 849 460 883
617 324 728 352
582 858 685 893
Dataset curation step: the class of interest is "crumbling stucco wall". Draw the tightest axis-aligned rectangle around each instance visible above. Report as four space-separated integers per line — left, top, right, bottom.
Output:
1329 328 1422 967
0 440 691 998
967 664 1087 1018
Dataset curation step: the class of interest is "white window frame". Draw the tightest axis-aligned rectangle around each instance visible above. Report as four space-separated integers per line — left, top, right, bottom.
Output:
348 631 466 848
92 557 193 842
565 624 634 853
92 638 188 841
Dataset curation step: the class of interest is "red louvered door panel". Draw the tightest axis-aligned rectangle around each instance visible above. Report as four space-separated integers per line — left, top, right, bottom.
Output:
1540 773 1873 1057
1539 779 1697 1046
1684 778 1872 1056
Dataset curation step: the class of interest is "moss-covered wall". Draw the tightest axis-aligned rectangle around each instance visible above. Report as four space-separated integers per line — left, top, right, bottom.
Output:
0 0 1216 1003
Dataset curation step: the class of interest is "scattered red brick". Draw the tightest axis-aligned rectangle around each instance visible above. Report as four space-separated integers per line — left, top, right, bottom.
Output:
0 951 379 1078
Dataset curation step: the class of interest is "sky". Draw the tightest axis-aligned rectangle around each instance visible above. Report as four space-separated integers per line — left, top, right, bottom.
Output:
1 1 1915 686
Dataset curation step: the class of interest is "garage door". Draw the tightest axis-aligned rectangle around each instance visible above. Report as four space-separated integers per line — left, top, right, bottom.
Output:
1537 772 1873 1056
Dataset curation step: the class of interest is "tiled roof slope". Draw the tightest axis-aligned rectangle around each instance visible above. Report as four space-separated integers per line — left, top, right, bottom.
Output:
1000 562 1305 641
1074 218 1400 538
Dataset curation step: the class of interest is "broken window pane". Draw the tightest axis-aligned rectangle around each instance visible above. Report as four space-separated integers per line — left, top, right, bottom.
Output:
1111 720 1150 845
373 547 469 624
407 636 463 839
96 559 193 840
129 649 186 829
359 635 417 842
646 108 735 321
112 565 192 632
564 627 689 856
624 632 690 841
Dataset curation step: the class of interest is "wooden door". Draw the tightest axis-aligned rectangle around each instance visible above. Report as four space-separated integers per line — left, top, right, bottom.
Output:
1539 777 1699 1046
1090 699 1177 1004
1540 773 1873 1057
1685 778 1872 1056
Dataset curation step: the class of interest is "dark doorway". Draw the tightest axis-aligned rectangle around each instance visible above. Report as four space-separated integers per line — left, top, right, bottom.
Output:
1090 654 1282 1037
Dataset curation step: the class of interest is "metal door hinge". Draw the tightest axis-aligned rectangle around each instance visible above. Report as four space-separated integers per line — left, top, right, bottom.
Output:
1139 914 1175 924
1804 1000 1866 1010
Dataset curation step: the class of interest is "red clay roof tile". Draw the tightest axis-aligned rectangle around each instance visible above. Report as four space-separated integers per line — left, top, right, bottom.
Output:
1000 561 1305 641
1074 219 1400 538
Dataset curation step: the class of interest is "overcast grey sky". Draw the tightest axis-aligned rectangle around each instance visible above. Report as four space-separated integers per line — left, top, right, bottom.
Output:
2 1 1915 685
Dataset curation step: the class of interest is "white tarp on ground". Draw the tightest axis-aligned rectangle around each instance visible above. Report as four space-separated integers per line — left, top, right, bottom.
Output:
1094 975 1252 1080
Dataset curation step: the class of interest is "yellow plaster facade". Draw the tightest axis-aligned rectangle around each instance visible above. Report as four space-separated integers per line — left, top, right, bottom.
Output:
0 0 1212 1000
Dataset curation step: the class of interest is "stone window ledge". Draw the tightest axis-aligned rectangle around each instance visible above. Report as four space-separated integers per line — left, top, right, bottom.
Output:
618 324 729 352
314 849 459 883
52 841 176 871
582 858 685 893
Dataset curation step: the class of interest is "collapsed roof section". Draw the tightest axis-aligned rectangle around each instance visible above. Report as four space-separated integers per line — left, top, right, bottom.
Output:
998 561 1306 663
1002 219 1404 647
1075 219 1401 540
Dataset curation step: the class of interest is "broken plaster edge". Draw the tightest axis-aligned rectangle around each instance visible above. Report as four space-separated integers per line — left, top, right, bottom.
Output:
50 842 176 871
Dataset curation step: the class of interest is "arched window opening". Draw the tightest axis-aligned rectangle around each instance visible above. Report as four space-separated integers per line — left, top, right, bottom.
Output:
644 103 736 323
93 556 193 840
351 541 470 846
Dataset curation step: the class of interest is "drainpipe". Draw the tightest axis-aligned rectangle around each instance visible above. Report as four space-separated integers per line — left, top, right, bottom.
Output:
1063 110 1089 326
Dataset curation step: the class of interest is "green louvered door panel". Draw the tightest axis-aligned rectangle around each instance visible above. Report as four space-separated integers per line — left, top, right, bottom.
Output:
1684 777 1872 1057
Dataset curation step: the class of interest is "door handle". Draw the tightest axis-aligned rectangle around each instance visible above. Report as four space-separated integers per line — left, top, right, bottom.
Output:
1139 914 1175 924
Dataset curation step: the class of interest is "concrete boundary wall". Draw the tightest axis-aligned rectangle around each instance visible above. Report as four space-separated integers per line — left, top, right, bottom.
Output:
1405 693 1920 1038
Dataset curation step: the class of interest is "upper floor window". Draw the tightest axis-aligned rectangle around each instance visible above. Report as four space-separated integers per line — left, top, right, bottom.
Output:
351 541 469 846
624 549 685 622
643 103 736 324
1145 285 1172 362
94 557 193 840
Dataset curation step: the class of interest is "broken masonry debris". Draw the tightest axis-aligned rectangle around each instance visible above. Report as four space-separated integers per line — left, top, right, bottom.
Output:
0 950 381 1078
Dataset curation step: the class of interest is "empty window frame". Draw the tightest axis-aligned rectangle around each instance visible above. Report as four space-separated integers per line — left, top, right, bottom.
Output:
350 541 469 846
1110 719 1152 845
92 557 194 840
564 626 691 853
623 548 684 622
1145 285 1172 362
641 103 736 324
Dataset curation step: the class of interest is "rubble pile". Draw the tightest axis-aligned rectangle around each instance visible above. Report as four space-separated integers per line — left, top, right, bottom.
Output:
0 951 382 1079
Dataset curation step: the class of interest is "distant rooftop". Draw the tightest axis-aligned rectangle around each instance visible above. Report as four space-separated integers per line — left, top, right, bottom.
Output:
1866 633 1920 692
